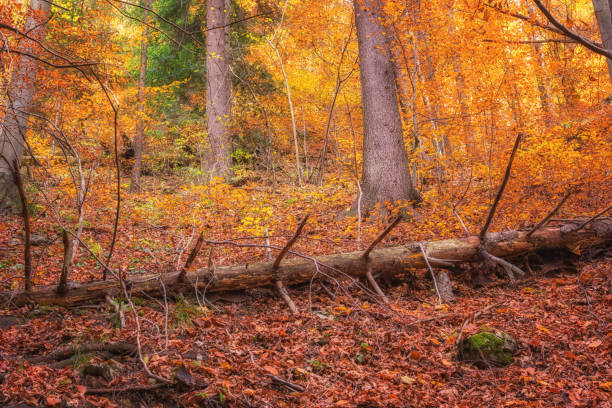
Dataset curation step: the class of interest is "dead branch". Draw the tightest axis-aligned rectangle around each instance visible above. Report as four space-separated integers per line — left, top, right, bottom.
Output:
273 215 309 270
272 217 308 314
362 215 403 259
573 204 612 232
527 190 572 237
530 0 612 59
178 232 205 282
480 133 521 239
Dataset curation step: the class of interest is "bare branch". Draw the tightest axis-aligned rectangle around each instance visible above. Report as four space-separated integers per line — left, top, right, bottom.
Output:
479 133 521 239
362 215 403 259
530 0 612 58
527 190 573 237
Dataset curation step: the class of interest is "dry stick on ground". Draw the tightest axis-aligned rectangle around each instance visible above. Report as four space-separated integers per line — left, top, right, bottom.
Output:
120 279 170 384
11 160 32 293
266 373 305 392
56 230 74 294
178 232 204 282
478 134 526 282
419 243 443 305
271 216 310 314
527 190 573 237
361 215 404 303
85 382 171 395
28 342 136 364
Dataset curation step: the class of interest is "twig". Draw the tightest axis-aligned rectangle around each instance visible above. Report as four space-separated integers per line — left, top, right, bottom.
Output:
479 248 525 282
479 133 521 239
120 280 170 384
365 264 388 303
530 0 612 59
452 207 470 237
272 215 309 270
573 204 612 232
275 280 297 314
178 232 204 282
271 218 308 315
419 243 442 305
362 215 403 259
527 190 572 237
85 382 171 395
266 373 305 392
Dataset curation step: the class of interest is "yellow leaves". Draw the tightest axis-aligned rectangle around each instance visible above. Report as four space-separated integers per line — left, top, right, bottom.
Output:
600 382 612 391
536 325 551 334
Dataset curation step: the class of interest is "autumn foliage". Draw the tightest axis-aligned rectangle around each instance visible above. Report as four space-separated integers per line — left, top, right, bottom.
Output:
0 0 610 406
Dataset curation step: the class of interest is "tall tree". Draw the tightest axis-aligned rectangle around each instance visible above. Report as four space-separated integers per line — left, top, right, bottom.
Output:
130 0 152 193
0 0 51 211
205 0 233 180
353 0 419 212
592 0 612 83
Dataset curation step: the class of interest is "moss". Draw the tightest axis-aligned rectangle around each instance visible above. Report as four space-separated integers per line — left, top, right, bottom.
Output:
458 330 517 368
466 332 504 351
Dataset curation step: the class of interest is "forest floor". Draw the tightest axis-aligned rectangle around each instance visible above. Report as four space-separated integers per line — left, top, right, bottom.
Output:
0 174 610 407
0 255 610 407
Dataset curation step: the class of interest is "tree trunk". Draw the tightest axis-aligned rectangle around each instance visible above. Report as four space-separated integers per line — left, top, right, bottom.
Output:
592 0 612 83
204 0 232 180
4 219 610 307
130 0 152 193
0 0 51 212
353 0 419 212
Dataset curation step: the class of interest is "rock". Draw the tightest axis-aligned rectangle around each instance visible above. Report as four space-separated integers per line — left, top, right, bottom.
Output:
457 330 517 368
30 234 50 246
0 315 20 329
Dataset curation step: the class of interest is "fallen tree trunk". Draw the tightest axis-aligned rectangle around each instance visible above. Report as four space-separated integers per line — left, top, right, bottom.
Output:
2 219 610 307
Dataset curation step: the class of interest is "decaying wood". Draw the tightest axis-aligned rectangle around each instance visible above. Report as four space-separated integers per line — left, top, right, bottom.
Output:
2 219 611 307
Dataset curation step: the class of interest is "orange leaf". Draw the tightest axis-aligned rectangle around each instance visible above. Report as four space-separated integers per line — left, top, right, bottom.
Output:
264 365 279 376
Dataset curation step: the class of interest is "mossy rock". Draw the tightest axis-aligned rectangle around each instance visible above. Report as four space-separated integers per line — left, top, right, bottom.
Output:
457 331 517 368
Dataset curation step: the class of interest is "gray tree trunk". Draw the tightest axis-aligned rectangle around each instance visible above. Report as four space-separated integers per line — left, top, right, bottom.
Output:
0 0 51 212
130 0 152 193
593 0 612 83
353 0 419 212
205 0 233 180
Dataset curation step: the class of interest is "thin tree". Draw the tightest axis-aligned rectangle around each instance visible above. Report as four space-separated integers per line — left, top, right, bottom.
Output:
130 0 152 193
353 0 420 212
0 0 51 211
205 0 233 180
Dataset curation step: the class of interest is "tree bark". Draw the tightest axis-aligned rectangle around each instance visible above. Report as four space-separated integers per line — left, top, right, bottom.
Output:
130 0 152 193
0 0 51 212
3 219 610 307
204 0 233 181
592 0 612 83
353 0 419 212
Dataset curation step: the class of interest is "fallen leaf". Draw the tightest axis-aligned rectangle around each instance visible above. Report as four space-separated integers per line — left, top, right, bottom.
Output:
264 365 279 376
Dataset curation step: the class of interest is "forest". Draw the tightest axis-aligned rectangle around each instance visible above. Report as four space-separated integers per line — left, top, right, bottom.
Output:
0 0 611 406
